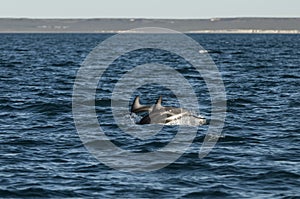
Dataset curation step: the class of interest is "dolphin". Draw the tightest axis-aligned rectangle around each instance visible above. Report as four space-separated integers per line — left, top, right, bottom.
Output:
131 96 206 125
131 96 152 113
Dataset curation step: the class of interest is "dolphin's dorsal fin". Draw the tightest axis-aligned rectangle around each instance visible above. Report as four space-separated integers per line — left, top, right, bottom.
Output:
131 96 142 113
131 96 151 113
153 96 163 110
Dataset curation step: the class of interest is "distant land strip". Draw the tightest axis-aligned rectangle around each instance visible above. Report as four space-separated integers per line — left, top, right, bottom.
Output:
1 18 300 33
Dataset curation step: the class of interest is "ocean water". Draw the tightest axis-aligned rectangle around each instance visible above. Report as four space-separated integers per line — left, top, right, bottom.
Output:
0 33 300 198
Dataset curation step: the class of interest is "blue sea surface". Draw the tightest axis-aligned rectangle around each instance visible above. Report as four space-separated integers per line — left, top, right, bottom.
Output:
0 33 299 198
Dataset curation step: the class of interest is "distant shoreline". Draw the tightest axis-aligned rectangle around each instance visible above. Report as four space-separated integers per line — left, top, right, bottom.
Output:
0 30 299 34
1 17 300 33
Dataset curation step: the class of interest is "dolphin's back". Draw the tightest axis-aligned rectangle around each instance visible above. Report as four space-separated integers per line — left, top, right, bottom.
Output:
131 96 206 126
131 96 151 113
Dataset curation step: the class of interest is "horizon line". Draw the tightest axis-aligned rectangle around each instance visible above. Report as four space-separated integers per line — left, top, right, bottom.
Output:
1 16 300 20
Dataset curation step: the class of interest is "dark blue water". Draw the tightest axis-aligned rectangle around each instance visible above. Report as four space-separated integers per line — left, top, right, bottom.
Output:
0 33 300 198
